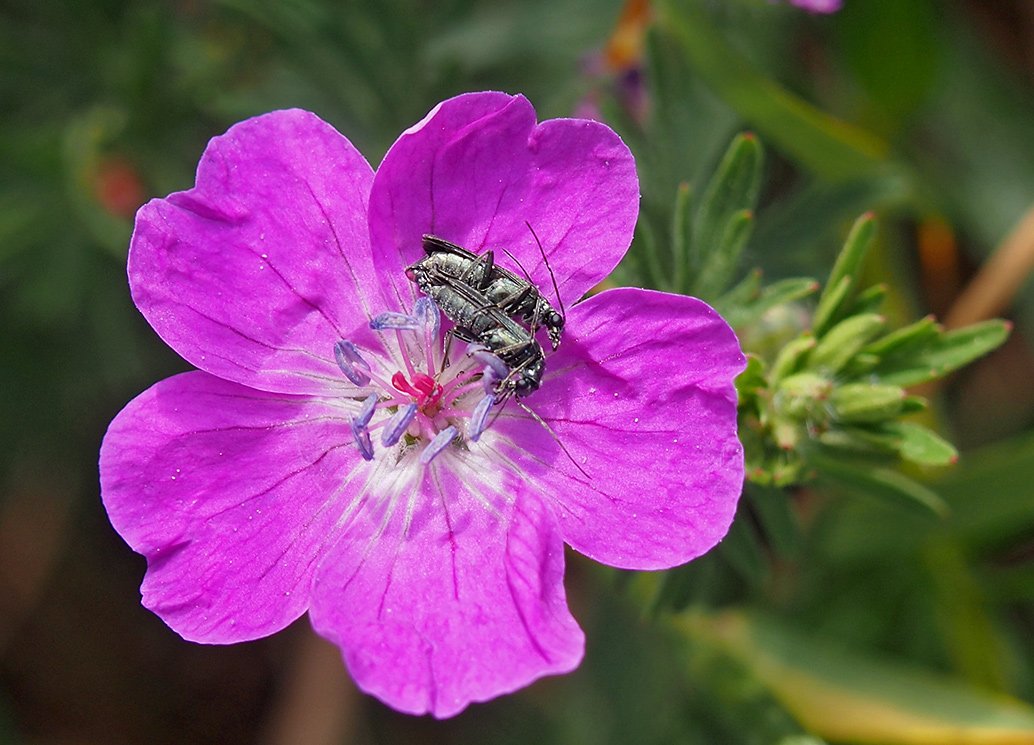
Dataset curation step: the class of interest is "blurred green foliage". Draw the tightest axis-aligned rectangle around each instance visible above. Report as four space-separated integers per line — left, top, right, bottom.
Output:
3 0 1034 743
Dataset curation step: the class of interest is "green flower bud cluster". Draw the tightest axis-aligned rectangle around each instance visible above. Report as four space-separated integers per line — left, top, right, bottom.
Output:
736 214 1009 498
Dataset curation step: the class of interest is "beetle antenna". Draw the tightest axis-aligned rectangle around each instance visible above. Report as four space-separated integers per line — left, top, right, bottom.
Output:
515 399 591 480
524 221 565 320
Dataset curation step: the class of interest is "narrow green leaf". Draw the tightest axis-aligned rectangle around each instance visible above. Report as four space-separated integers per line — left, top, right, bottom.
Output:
862 314 940 358
809 313 886 375
695 208 755 298
936 430 1034 546
713 268 762 325
811 276 852 338
720 277 818 331
850 283 888 316
876 320 1011 386
689 132 764 296
676 612 823 744
679 611 1034 745
811 213 878 335
672 181 693 293
771 335 817 385
842 352 881 378
825 213 878 304
829 383 906 424
632 219 667 291
735 353 767 406
818 426 901 456
810 449 949 517
657 0 892 181
888 422 959 467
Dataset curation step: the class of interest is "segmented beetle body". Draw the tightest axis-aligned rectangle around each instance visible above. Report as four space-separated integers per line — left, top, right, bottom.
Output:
406 263 546 399
415 235 565 350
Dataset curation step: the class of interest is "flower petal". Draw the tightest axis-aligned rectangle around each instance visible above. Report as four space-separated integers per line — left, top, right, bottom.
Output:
493 288 746 570
129 109 383 396
99 371 364 642
369 91 639 310
309 464 583 718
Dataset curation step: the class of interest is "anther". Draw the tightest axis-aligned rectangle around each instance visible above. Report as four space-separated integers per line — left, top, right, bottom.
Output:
413 297 440 336
468 394 495 441
334 340 372 386
354 392 378 428
350 419 374 460
370 311 420 330
420 426 457 464
381 403 418 447
470 347 509 380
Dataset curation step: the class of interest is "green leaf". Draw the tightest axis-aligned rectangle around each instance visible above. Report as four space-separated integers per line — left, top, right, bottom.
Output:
875 320 1011 386
679 611 1034 745
713 268 762 323
829 383 906 424
810 449 949 517
849 283 888 316
862 315 939 358
631 218 667 290
735 353 767 407
936 430 1034 547
657 0 893 182
718 276 818 331
689 132 763 297
671 181 693 293
809 313 886 375
839 0 942 127
825 213 878 303
694 208 755 299
889 422 959 467
770 334 817 385
812 213 877 335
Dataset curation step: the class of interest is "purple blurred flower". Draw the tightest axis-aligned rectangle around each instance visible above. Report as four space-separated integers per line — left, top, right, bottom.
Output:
100 92 744 717
788 0 841 13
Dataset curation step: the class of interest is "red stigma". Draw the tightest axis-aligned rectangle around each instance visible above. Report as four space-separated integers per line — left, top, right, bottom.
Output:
392 371 444 409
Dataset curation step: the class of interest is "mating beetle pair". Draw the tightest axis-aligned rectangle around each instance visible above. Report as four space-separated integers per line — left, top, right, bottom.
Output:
405 232 565 399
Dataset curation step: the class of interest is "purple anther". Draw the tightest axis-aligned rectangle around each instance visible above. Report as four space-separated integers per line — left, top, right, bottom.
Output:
354 392 378 428
413 296 440 336
370 311 420 331
471 348 509 380
468 393 496 442
350 419 374 461
420 426 457 465
334 340 371 386
381 403 418 447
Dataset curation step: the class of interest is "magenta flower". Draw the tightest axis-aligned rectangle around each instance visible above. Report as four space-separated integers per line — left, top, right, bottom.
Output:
787 0 841 13
99 92 744 717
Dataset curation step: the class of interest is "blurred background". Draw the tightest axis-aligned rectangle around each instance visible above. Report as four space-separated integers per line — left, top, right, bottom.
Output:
3 0 1034 743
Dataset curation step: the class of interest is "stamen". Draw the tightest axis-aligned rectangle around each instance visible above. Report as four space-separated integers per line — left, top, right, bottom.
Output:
470 347 509 380
413 297 440 338
355 392 378 428
350 419 374 460
414 297 440 373
420 426 457 464
468 394 495 441
334 341 372 386
370 311 420 330
381 403 418 447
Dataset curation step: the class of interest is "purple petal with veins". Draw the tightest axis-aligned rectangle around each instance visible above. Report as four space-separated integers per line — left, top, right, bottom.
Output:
101 93 743 718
